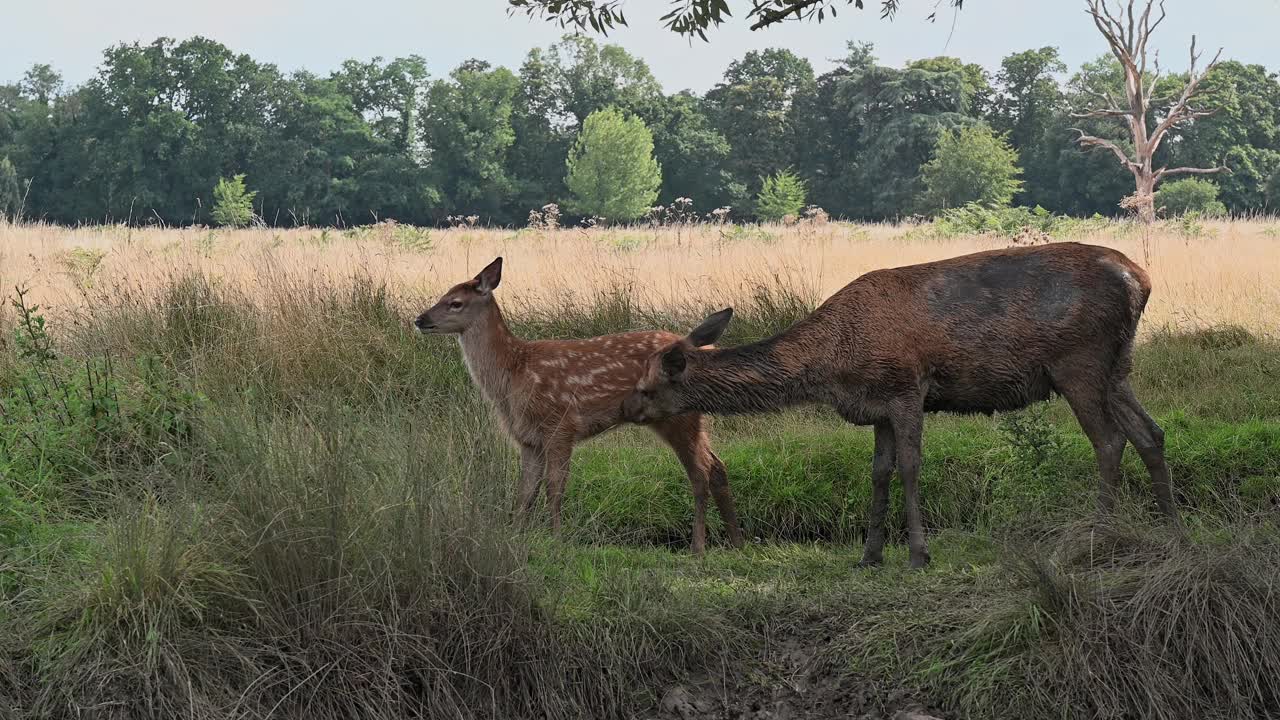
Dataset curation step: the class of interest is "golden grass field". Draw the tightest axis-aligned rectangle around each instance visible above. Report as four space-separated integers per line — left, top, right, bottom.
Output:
3 219 1279 335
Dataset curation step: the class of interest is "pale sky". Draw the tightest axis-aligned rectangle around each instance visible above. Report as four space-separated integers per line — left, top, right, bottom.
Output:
3 0 1279 93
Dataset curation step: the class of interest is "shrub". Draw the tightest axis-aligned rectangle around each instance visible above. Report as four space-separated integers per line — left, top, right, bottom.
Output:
1156 178 1227 217
210 174 257 227
565 108 662 222
931 203 1108 238
755 170 807 222
919 124 1023 215
1266 167 1280 211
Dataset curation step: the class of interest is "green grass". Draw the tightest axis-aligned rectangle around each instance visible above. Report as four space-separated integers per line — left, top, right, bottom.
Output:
2 269 1279 719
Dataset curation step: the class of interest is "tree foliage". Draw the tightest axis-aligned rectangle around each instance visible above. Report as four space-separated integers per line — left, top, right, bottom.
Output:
0 156 20 220
1 26 1278 227
505 0 964 37
424 61 520 220
755 170 807 221
565 107 661 221
919 124 1023 214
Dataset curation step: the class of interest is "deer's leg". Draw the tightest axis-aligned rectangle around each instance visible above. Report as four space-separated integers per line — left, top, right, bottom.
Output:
857 421 896 568
707 450 745 549
653 415 717 556
890 409 930 570
542 439 574 534
1111 379 1182 528
1054 367 1126 516
514 443 546 525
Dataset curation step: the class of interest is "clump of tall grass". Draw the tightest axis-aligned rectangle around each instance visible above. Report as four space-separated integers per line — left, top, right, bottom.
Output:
6 399 741 719
849 516 1280 720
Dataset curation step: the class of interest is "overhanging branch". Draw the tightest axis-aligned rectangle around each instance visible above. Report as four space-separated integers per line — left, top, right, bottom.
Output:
1156 165 1230 181
1073 129 1140 173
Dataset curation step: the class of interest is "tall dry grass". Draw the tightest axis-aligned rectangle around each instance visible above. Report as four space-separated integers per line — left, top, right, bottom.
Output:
3 219 1279 336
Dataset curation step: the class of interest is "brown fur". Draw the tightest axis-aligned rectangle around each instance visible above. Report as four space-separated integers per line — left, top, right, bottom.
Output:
623 243 1181 568
416 257 744 555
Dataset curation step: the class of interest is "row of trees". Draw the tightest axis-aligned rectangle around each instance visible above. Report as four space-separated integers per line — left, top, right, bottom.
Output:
2 34 1279 226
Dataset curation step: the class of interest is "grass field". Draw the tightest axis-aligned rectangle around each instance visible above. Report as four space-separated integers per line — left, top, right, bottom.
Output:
2 218 1279 719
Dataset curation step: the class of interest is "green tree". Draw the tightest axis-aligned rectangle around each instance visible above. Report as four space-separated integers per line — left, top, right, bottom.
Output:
707 49 815 204
992 47 1067 207
543 35 663 128
211 174 257 227
0 156 21 219
919 124 1023 214
423 61 521 221
1268 168 1280 211
509 48 571 211
1156 178 1227 217
565 107 661 222
1168 61 1280 213
833 51 981 218
648 92 733 206
755 169 806 221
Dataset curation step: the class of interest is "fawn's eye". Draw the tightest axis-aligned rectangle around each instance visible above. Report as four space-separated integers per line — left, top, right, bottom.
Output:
448 299 463 310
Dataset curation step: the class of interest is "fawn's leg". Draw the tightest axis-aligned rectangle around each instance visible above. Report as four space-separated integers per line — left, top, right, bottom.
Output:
653 415 716 556
514 443 546 525
542 440 574 534
858 421 896 568
706 450 744 549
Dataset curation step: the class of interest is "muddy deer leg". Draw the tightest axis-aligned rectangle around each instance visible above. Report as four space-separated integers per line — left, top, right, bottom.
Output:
514 443 546 525
542 440 574 534
1056 374 1126 516
858 421 896 568
653 416 712 556
1112 380 1182 529
707 450 745 549
890 410 930 570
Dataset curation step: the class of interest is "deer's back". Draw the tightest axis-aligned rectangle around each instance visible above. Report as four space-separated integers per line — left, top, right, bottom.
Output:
820 243 1148 414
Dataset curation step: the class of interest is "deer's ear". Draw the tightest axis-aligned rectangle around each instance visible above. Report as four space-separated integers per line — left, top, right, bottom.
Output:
660 345 688 379
475 257 503 293
687 308 733 347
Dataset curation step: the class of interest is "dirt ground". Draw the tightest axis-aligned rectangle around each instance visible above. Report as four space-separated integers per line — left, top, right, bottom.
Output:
644 632 945 720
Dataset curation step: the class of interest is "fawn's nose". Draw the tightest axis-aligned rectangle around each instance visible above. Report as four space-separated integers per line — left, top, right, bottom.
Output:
414 314 435 331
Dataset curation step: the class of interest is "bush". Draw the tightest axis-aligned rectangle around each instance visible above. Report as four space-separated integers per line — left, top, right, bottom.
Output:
210 174 257 227
755 170 807 222
1266 168 1280 211
919 124 1023 215
1156 178 1227 217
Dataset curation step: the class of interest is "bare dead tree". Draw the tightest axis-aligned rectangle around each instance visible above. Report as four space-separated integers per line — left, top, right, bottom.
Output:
1074 0 1227 224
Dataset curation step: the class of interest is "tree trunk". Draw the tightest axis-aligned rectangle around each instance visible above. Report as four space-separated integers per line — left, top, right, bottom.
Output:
1135 172 1157 224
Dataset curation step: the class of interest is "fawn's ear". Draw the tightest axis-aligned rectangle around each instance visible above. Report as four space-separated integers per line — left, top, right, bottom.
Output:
687 308 733 347
475 257 503 293
660 345 688 379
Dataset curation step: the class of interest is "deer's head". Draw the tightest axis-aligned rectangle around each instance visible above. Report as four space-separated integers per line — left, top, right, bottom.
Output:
415 257 503 335
622 308 733 423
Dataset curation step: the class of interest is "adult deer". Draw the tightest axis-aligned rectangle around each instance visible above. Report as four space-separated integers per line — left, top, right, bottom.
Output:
622 243 1180 569
414 257 744 555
